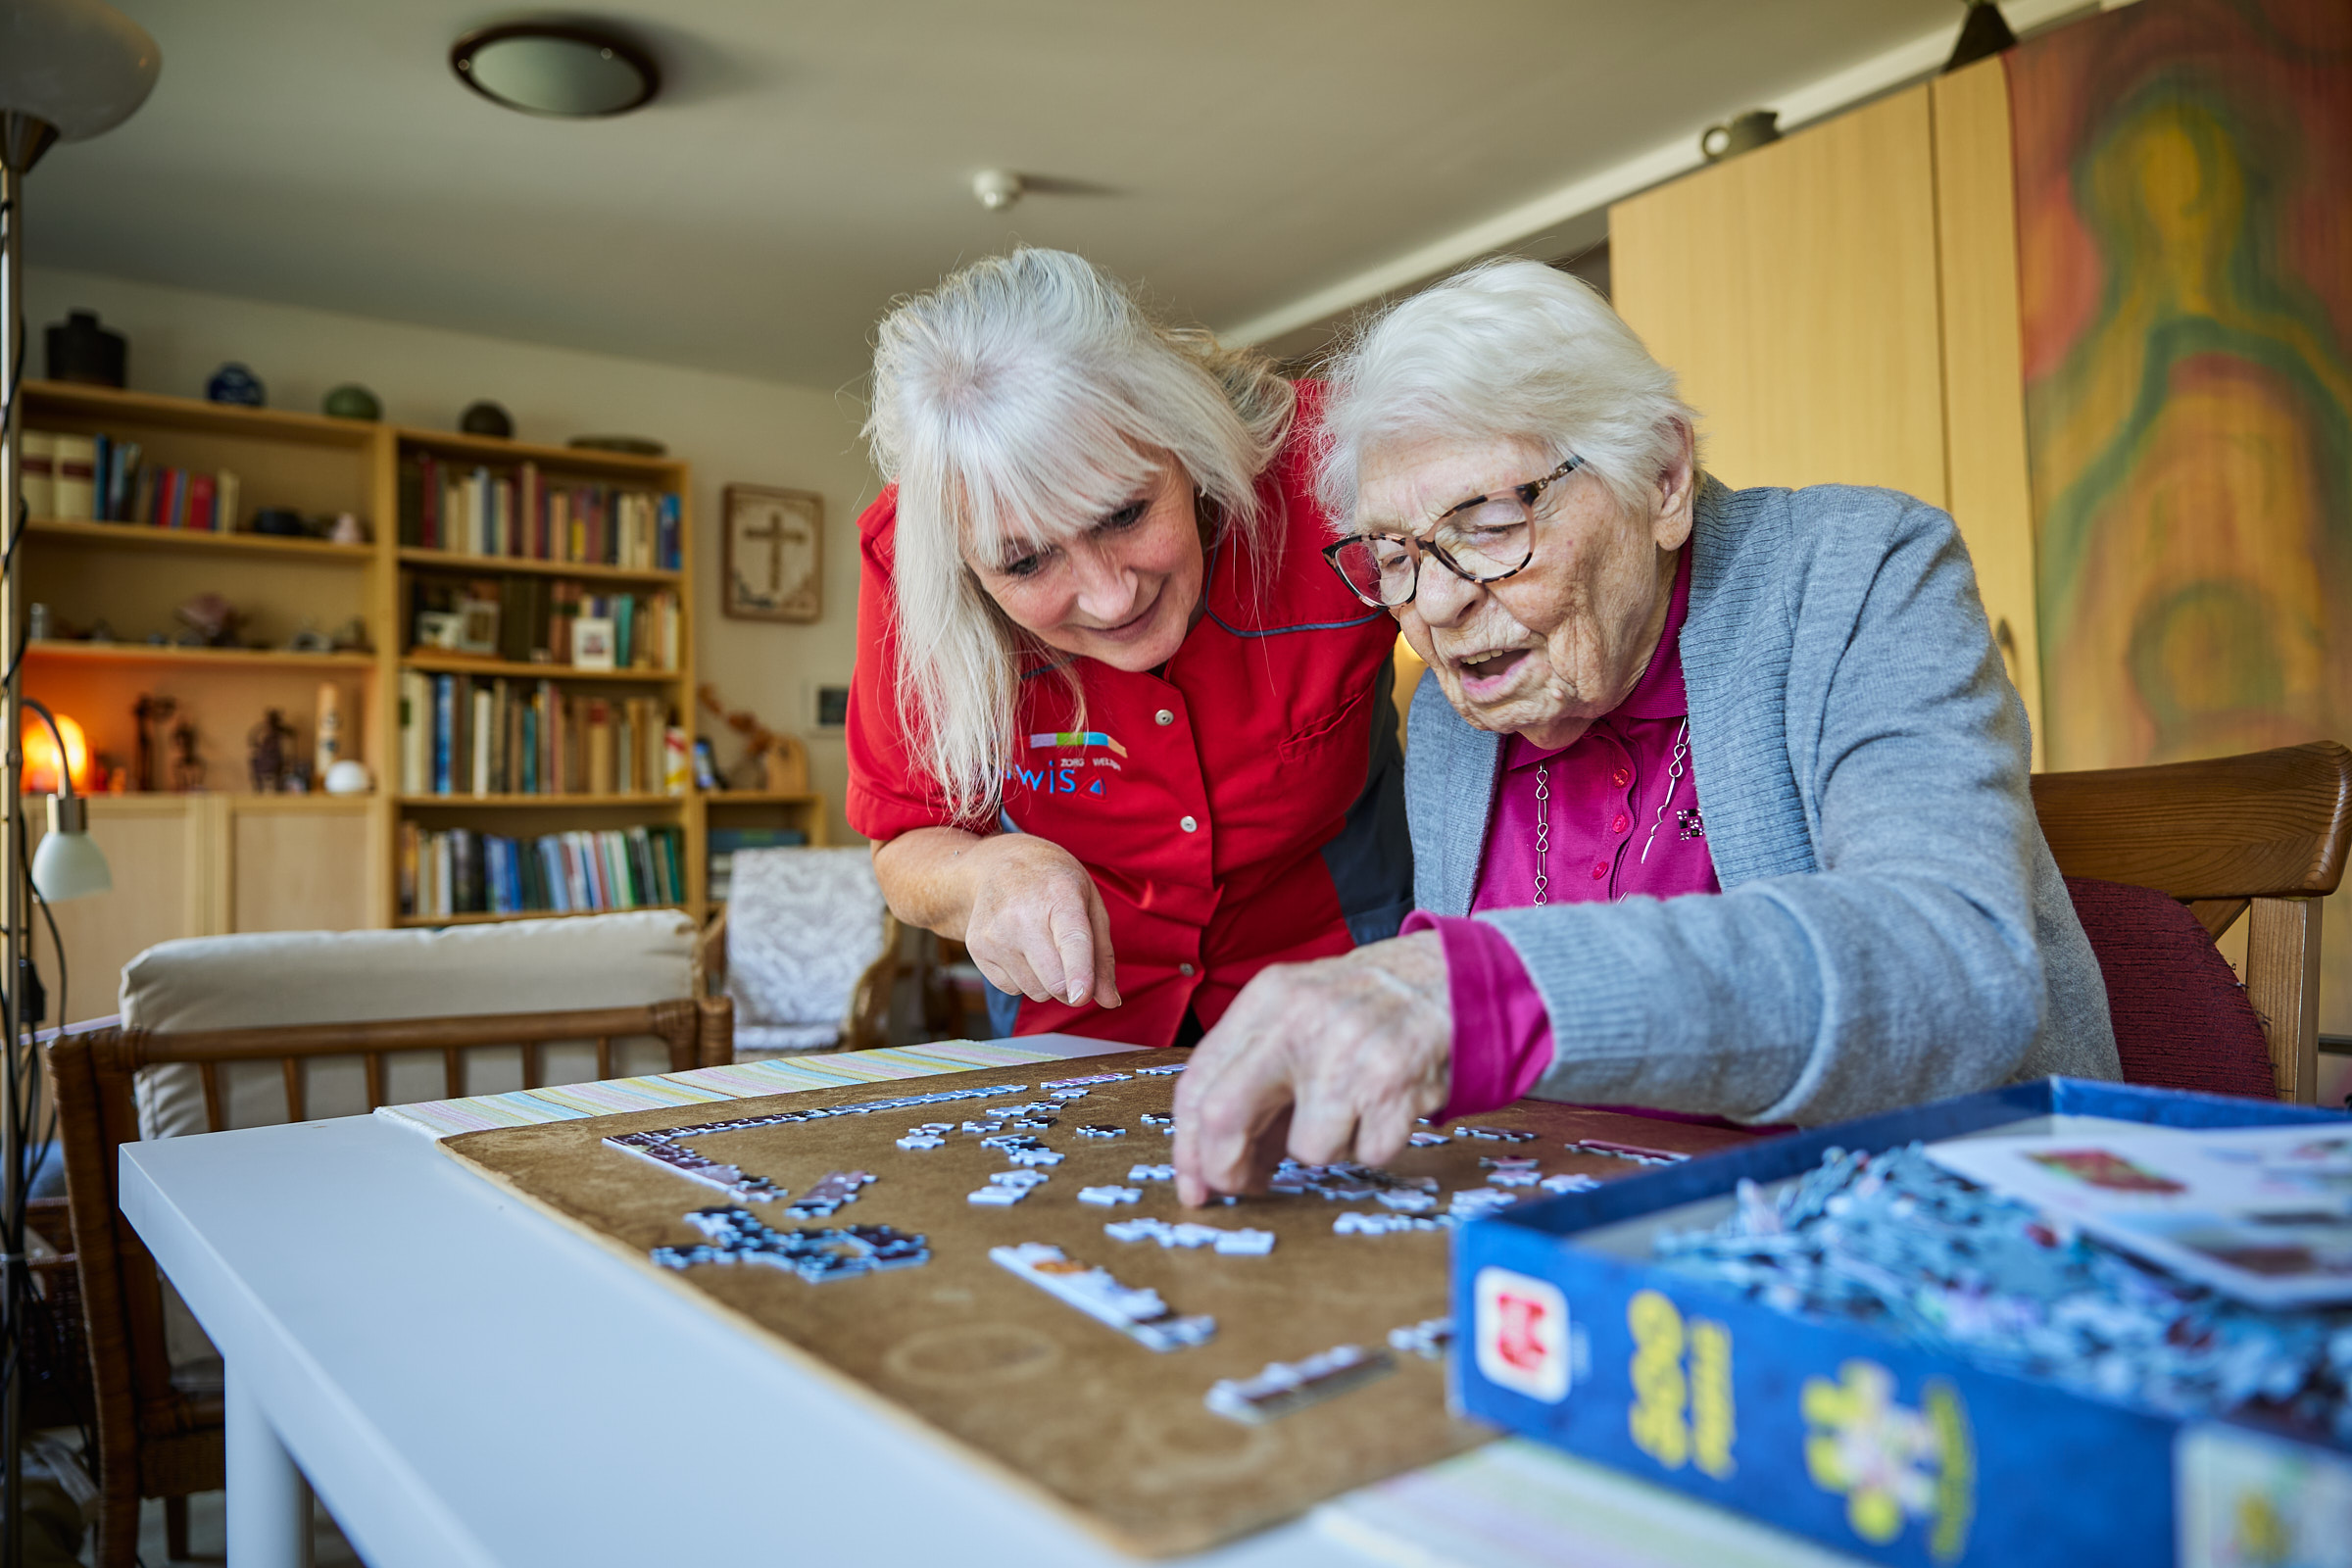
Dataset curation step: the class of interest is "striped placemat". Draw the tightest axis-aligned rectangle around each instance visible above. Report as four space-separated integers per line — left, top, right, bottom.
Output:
374 1038 1136 1140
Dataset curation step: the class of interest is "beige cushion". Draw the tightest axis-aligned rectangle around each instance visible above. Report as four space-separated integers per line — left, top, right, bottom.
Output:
123 910 697 1138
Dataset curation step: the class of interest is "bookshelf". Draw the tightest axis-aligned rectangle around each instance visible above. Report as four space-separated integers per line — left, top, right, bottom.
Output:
13 379 814 965
387 426 697 925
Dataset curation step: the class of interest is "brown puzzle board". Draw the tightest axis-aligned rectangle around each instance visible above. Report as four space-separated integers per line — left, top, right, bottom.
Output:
439 1053 1759 1555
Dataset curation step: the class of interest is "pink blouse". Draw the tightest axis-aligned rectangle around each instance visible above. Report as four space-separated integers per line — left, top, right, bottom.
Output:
1402 547 1720 1120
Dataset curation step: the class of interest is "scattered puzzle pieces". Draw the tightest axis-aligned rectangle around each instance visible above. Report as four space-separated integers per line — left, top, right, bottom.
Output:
651 1206 928 1283
991 1243 1216 1351
1104 1217 1277 1255
1205 1344 1395 1423
1078 1185 1144 1206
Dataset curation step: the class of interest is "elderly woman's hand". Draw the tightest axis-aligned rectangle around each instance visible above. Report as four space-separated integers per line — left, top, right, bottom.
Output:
1172 931 1452 1205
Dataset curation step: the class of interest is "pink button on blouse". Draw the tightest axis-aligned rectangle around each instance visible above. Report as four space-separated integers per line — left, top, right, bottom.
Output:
1403 546 1721 1120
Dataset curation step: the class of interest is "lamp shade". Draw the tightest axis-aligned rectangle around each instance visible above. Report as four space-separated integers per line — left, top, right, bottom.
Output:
31 817 109 902
0 0 160 140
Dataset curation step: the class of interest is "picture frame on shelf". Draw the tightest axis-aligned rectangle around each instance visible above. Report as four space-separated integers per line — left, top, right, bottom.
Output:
571 616 617 670
722 484 822 622
416 611 466 651
455 597 502 658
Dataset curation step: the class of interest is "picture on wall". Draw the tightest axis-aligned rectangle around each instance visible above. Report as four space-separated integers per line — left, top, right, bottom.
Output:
722 484 823 622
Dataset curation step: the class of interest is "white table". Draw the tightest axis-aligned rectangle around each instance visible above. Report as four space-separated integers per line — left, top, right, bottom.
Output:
119 1037 1855 1568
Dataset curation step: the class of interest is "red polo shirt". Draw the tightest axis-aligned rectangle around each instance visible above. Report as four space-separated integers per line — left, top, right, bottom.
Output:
847 384 1410 1046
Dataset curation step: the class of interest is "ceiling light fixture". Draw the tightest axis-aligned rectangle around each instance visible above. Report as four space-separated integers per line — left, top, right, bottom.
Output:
450 22 659 119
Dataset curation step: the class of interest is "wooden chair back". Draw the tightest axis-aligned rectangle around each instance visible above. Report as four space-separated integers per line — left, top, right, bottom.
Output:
42 998 709 1568
2031 740 2352 1102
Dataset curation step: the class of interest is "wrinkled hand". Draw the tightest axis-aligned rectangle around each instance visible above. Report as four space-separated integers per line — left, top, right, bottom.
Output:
1173 931 1451 1205
962 835 1121 1010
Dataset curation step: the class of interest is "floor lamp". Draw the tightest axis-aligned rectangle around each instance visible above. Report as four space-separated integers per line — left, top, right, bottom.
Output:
0 3 157 1560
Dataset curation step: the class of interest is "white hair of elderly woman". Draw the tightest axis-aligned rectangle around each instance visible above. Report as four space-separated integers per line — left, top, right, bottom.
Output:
1316 258 1695 528
865 248 1295 822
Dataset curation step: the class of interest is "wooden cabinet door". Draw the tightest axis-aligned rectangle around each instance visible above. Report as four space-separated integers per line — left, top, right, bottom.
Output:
26 797 206 1026
228 797 382 933
1610 71 2044 758
1611 84 1949 505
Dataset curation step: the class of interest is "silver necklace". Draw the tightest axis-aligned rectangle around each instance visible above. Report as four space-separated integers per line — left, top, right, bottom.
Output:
1531 719 1691 905
1531 762 1551 906
1639 720 1691 865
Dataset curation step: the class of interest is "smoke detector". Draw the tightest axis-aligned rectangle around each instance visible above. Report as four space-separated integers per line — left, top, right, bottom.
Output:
972 169 1025 212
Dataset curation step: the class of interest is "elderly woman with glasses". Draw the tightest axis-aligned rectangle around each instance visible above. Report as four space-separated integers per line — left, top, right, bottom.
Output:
848 250 1411 1049
1171 259 2119 1204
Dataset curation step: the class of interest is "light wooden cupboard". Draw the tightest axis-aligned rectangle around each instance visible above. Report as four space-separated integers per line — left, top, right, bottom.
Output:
23 795 381 1023
1609 60 2043 761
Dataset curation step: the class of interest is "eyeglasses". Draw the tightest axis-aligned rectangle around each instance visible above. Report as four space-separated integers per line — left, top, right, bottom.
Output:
1321 455 1585 609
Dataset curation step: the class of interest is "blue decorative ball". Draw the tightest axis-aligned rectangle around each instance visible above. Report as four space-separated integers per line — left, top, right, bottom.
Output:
206 362 267 407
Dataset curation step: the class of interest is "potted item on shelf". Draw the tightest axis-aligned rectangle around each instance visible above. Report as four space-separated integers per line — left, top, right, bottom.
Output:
205 362 267 407
322 383 381 421
459 400 514 438
45 310 125 387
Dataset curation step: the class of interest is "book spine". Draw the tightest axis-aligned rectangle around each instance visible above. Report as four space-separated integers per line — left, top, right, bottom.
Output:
51 435 95 521
433 675 455 795
21 431 55 519
471 686 493 796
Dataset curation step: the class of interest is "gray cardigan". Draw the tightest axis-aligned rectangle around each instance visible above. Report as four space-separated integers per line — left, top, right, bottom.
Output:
1405 478 2120 1125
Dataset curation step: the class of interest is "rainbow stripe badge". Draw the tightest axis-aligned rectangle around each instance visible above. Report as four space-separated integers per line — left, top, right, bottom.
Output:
1028 731 1128 759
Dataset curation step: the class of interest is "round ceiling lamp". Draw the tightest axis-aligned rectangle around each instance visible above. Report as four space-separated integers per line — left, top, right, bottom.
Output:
450 23 659 118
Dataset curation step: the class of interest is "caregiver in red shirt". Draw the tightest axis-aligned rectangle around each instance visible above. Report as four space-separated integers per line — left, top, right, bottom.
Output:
847 249 1411 1048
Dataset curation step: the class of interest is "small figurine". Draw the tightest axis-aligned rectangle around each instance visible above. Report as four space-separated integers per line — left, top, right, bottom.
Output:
174 592 244 649
696 682 810 793
248 709 296 793
170 716 204 792
133 694 177 792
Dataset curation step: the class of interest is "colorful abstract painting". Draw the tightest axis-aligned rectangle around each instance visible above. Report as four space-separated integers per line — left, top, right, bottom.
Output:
2009 0 2351 1036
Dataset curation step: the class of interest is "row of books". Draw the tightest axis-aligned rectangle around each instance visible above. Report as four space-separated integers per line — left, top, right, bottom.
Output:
22 429 243 530
409 574 681 671
397 672 689 797
398 454 680 570
707 827 809 903
399 823 686 919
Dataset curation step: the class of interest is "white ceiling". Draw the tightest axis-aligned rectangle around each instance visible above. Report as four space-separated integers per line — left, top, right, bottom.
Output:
29 0 1973 390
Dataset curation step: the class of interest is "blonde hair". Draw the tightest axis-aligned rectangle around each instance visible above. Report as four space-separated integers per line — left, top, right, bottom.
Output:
1316 258 1695 526
864 249 1294 823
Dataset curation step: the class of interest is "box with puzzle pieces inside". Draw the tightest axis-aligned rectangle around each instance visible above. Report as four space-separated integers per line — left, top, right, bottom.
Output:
1451 1078 2352 1568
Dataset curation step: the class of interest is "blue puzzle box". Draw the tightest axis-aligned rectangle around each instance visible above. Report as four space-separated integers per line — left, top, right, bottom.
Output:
1450 1078 2352 1568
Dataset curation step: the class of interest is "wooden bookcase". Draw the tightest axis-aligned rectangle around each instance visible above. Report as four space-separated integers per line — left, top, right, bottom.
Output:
14 381 824 1004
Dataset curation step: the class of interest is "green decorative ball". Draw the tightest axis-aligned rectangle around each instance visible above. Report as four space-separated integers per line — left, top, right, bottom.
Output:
322 383 381 421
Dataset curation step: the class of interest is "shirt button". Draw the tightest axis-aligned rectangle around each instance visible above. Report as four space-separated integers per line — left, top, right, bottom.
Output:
1591 861 1608 880
1611 813 1629 834
1178 962 1196 977
1180 815 1199 833
1611 767 1631 788
1155 710 1175 726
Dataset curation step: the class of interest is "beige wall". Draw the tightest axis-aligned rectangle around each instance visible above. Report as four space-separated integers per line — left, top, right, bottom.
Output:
25 267 879 844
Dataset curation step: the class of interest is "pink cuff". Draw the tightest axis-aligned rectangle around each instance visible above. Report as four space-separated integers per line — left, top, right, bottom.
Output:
1402 911 1555 1122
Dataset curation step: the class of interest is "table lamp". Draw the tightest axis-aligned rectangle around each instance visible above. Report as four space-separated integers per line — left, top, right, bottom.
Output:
24 701 107 902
